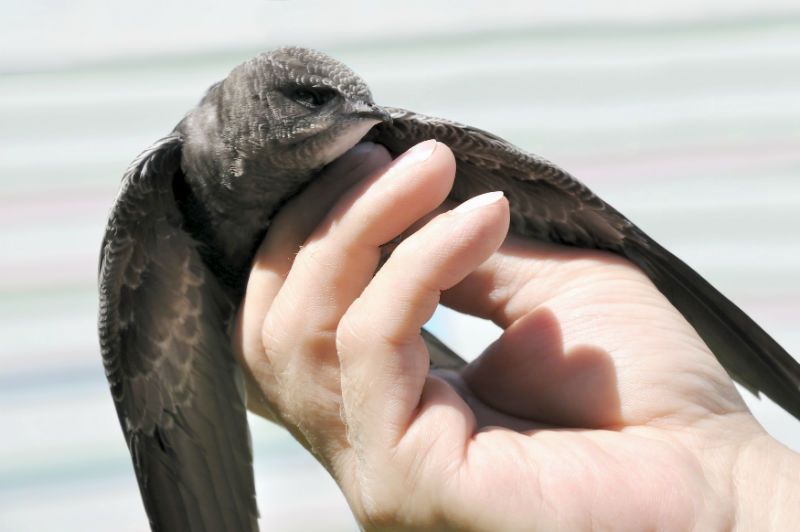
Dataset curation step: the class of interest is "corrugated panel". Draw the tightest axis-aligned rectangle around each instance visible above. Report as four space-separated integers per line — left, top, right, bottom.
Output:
1 6 798 531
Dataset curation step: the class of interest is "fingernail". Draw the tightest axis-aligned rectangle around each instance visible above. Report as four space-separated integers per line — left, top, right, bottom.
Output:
452 191 505 213
391 139 437 170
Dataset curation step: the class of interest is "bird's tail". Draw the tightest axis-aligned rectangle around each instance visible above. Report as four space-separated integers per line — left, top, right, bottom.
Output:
622 234 800 420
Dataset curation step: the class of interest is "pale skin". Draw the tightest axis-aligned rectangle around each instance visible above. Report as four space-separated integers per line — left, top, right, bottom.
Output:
233 140 800 530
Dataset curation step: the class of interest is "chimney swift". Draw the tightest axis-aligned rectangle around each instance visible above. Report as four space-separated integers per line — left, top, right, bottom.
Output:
98 46 800 531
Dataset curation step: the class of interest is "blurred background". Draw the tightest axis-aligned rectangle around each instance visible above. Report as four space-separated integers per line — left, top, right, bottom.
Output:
1 1 799 530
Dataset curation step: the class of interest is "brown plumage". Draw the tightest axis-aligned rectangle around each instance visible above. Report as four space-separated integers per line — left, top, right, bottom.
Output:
99 46 800 531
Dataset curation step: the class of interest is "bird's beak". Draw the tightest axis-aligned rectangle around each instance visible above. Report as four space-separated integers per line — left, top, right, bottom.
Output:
352 102 392 125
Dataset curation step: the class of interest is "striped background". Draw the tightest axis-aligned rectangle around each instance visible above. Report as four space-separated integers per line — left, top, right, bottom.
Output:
2 3 799 530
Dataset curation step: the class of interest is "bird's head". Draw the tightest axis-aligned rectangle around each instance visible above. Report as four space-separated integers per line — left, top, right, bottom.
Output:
186 47 390 180
245 47 389 159
176 47 392 267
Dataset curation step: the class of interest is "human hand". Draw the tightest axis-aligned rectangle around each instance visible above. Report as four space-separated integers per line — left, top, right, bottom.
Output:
233 140 799 530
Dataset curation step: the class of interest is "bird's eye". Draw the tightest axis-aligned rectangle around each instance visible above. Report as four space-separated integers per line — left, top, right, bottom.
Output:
292 87 337 107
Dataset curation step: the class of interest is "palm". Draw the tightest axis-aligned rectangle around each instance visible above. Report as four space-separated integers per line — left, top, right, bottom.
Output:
387 244 751 529
437 235 748 429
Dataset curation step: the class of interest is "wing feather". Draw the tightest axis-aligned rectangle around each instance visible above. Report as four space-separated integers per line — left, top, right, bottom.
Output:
98 135 258 531
371 108 800 419
371 108 631 250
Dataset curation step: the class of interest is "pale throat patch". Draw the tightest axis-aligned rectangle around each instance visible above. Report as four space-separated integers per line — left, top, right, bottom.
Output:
317 118 382 166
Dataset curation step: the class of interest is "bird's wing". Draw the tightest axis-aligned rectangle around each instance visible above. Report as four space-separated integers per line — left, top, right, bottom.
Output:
370 107 800 419
422 328 467 370
370 107 632 250
98 135 258 531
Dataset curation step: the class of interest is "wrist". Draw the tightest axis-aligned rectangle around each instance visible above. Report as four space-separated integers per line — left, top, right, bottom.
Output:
733 431 800 530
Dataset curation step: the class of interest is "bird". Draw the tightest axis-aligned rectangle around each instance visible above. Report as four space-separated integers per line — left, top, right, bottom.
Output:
98 46 800 531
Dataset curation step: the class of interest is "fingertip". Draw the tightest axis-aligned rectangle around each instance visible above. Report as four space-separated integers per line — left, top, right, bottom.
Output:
386 140 456 201
335 142 393 177
434 140 457 171
428 140 457 190
452 191 507 214
447 191 510 260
